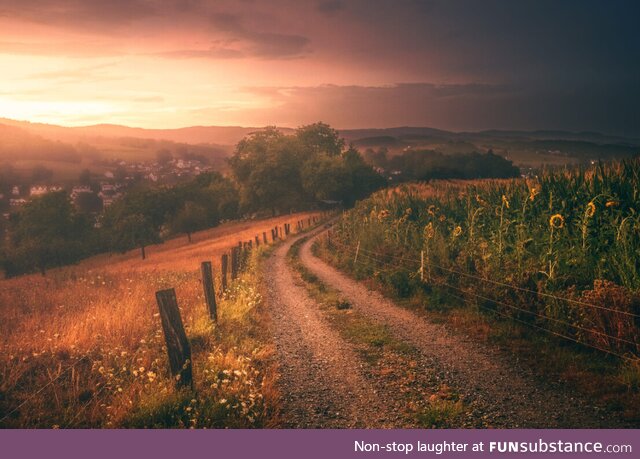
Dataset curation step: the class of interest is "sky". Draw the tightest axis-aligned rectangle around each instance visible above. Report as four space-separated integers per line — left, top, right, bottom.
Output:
0 0 638 135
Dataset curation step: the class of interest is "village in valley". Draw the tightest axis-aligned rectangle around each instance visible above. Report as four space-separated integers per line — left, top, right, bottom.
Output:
0 156 213 222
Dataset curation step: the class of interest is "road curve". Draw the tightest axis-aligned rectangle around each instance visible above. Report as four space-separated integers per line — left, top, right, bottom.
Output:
263 226 406 428
297 229 628 428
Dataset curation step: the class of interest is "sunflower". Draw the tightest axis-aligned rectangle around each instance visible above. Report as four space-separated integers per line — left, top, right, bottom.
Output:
427 204 436 216
605 200 619 208
529 187 539 201
549 214 565 229
585 201 596 218
439 214 446 222
502 195 510 209
424 222 435 239
452 226 462 237
476 194 487 206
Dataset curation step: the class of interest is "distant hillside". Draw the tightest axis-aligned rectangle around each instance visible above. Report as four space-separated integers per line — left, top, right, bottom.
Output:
1 118 639 168
0 118 293 146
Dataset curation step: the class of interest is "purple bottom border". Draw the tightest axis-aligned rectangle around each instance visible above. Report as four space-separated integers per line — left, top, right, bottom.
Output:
1 429 638 459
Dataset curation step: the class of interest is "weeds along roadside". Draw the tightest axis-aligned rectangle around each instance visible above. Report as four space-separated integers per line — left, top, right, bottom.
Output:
313 163 640 424
286 236 468 428
0 248 279 428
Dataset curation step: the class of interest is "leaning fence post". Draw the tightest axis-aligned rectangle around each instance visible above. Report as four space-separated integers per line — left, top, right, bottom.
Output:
200 261 218 322
155 288 193 388
231 247 239 280
221 254 228 292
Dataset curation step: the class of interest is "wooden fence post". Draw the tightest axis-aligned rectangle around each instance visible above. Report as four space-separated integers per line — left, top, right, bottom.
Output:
255 235 260 247
221 254 228 292
231 247 239 280
155 288 193 388
200 261 218 321
263 232 268 244
354 240 361 264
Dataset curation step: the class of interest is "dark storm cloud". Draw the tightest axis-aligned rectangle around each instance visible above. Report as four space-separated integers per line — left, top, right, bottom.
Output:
0 0 157 29
240 81 638 136
209 12 310 58
316 0 345 15
1 0 638 134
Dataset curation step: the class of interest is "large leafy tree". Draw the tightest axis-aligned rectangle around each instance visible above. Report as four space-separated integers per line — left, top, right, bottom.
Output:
101 189 172 259
170 201 208 243
301 155 352 202
296 122 345 157
5 191 91 275
229 127 306 214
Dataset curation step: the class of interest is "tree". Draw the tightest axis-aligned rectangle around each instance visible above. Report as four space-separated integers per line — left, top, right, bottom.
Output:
296 122 344 157
342 146 386 205
5 192 90 275
229 128 306 214
75 192 103 213
110 213 159 260
171 201 208 242
301 155 351 201
101 188 172 259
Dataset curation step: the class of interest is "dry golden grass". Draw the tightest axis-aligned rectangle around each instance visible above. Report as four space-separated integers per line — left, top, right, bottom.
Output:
0 211 322 428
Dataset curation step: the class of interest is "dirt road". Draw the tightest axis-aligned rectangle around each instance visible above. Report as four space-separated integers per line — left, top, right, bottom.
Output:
263 227 408 428
264 224 629 428
295 230 629 428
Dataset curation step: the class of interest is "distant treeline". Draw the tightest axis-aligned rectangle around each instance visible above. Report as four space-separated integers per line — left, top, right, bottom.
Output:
363 149 520 181
1 123 522 276
0 123 385 276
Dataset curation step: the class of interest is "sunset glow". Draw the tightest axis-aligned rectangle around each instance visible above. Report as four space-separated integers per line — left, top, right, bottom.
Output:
0 1 638 134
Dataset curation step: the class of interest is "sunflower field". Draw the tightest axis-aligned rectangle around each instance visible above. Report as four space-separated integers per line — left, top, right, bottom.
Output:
320 160 640 359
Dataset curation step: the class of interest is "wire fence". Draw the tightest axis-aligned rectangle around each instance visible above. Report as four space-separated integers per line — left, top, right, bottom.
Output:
327 235 640 362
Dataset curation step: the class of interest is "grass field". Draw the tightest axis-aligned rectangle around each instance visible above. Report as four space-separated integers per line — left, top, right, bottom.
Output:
0 212 320 428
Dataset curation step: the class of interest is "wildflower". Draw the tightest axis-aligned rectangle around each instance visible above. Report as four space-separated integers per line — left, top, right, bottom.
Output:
502 195 510 209
439 215 446 222
585 201 596 218
549 214 565 229
452 226 462 237
424 222 435 239
427 205 436 216
529 188 539 201
476 194 486 206
606 200 619 208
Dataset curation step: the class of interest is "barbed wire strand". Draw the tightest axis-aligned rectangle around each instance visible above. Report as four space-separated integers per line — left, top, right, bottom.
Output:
325 237 638 360
0 356 89 425
329 237 640 319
